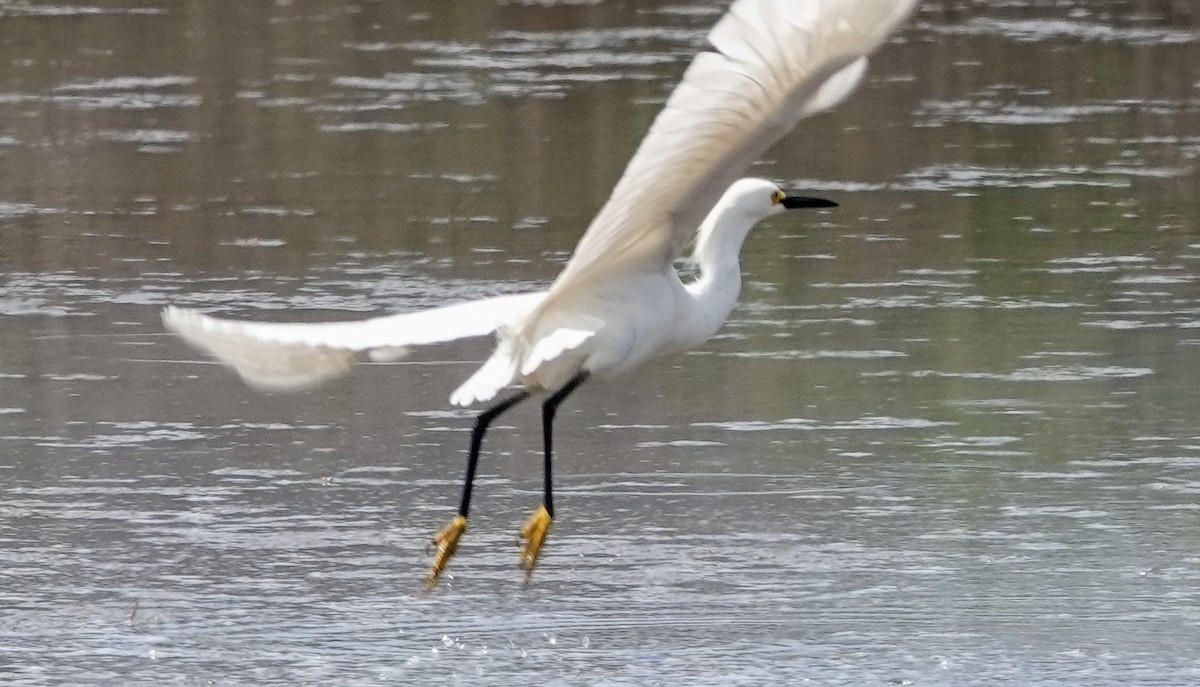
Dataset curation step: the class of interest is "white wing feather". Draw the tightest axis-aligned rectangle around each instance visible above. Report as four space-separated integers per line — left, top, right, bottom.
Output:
514 0 919 355
566 0 917 278
162 292 544 391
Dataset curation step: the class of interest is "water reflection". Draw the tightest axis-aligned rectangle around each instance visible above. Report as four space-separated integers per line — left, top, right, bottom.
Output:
2 0 1200 684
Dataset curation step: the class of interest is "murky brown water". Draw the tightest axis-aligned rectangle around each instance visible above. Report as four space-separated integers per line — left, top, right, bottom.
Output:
3 0 1200 684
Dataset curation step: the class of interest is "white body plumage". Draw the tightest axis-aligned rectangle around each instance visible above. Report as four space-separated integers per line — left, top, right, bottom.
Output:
163 178 800 404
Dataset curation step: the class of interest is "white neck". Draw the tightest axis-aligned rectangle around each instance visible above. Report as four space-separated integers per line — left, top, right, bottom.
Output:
682 201 762 342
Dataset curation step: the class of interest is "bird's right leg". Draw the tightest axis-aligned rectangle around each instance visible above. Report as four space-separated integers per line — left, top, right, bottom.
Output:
426 391 529 588
520 371 589 579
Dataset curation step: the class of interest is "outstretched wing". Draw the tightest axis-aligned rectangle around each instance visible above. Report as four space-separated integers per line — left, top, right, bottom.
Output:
162 291 545 391
520 0 918 335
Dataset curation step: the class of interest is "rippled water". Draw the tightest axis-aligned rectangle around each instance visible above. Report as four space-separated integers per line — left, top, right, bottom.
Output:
2 0 1200 684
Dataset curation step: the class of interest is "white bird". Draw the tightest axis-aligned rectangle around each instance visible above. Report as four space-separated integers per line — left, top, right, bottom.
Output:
163 0 919 586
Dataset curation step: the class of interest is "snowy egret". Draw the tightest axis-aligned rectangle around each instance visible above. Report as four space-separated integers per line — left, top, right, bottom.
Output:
163 0 919 586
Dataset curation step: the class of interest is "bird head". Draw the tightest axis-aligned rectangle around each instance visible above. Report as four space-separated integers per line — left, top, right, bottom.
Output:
725 177 837 220
689 178 838 269
715 180 840 225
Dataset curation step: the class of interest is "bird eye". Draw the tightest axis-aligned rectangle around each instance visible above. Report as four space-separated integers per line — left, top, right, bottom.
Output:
771 190 785 205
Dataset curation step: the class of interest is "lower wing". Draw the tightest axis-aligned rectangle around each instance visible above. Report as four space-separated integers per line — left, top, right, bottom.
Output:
162 291 546 391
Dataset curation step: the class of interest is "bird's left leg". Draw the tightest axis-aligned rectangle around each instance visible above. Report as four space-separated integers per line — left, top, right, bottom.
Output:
427 390 529 588
520 371 589 578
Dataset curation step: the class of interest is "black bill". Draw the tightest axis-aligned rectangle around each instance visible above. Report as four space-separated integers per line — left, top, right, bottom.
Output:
781 195 838 209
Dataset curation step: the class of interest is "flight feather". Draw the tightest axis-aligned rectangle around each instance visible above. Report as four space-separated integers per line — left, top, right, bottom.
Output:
509 0 920 374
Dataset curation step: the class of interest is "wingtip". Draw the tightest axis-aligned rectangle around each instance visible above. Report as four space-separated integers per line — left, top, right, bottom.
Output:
161 304 186 330
161 305 210 335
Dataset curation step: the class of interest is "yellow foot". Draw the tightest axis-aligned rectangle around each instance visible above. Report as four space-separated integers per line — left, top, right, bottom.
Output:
426 515 467 588
519 504 553 578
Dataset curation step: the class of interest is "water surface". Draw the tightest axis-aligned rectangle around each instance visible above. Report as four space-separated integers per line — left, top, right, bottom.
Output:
2 0 1199 684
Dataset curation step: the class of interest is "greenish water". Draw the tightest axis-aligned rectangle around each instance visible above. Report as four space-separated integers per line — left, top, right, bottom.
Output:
1 0 1199 684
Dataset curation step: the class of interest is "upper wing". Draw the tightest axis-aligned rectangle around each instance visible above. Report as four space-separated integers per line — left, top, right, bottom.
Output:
162 291 545 391
535 0 919 308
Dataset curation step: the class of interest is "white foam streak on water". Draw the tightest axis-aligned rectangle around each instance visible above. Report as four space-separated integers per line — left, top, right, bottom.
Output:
920 17 1199 45
912 365 1155 382
694 416 955 432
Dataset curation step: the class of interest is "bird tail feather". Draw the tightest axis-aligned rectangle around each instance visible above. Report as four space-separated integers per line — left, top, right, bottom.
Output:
450 320 600 406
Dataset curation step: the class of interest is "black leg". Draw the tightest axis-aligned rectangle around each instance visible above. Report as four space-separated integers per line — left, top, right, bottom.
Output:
540 372 589 518
428 389 530 587
519 371 590 576
459 390 530 518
